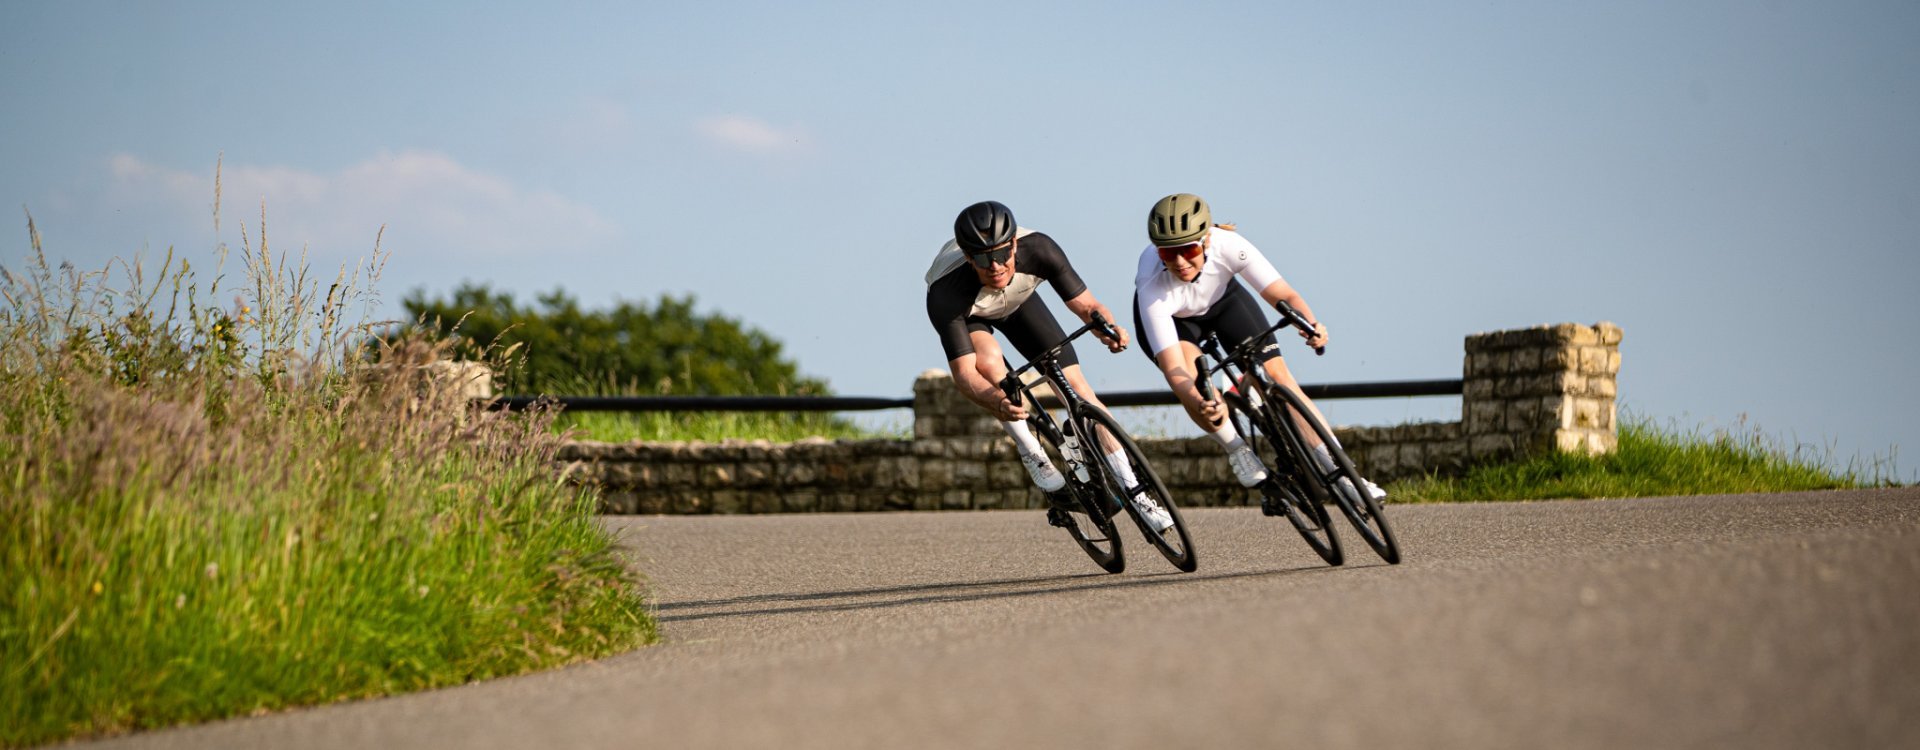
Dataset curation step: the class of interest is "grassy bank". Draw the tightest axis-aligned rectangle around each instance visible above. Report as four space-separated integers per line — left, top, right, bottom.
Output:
1387 416 1894 502
1 218 654 747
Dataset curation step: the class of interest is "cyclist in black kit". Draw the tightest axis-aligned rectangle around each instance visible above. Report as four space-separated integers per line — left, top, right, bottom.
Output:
925 201 1173 532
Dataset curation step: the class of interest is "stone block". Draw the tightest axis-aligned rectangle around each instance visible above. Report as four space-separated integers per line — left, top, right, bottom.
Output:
921 460 953 492
1596 321 1623 345
779 461 819 486
991 459 1027 489
736 462 773 488
1548 346 1580 372
1398 443 1428 472
1365 445 1402 478
1430 439 1469 475
709 491 743 515
662 463 698 488
1470 434 1515 460
599 490 639 515
1464 402 1504 435
744 494 783 517
701 463 735 487
1578 347 1610 375
1465 350 1493 376
952 460 989 489
1512 347 1543 373
782 491 820 513
1573 398 1603 429
940 489 971 510
822 492 858 513
635 492 672 515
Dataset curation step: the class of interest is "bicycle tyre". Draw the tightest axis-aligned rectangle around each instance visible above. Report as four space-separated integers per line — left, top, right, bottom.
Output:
1258 381 1401 564
1029 410 1125 574
1076 405 1197 572
1224 390 1344 566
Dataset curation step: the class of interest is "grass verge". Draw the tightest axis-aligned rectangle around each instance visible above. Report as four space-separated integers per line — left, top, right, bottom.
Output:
1 209 654 748
1386 416 1897 502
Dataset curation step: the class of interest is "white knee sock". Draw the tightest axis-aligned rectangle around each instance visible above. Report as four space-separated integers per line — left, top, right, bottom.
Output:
1104 448 1137 487
1312 443 1337 473
1207 423 1249 454
1002 420 1046 458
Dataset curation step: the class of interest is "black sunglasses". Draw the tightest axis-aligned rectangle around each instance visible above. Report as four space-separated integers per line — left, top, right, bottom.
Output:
964 244 1013 270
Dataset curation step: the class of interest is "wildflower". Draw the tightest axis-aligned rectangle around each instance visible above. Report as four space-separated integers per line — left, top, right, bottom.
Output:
92 581 103 595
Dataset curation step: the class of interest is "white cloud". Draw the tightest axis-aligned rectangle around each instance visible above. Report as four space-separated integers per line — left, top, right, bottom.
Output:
694 115 812 154
104 151 619 263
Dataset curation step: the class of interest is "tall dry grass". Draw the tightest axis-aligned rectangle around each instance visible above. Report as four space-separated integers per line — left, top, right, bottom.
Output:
1 194 653 747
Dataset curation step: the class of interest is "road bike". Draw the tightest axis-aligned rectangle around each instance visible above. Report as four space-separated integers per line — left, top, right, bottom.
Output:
999 313 1198 574
1195 300 1401 565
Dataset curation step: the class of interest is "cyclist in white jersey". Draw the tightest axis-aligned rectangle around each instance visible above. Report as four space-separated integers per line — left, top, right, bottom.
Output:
926 201 1173 532
1131 193 1386 505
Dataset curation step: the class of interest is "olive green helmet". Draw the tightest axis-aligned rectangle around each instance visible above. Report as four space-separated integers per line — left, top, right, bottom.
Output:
1147 193 1211 247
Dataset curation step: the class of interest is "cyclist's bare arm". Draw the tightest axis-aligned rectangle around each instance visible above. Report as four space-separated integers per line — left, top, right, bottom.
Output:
1062 290 1130 353
949 350 1027 422
1256 279 1328 349
1153 343 1229 429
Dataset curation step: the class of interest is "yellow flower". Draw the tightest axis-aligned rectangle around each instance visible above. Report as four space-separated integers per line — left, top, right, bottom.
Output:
91 581 103 595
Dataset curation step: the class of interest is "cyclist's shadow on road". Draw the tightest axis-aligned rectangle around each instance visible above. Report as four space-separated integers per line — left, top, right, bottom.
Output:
648 564 1338 625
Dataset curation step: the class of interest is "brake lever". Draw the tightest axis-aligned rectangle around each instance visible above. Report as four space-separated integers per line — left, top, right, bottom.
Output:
1274 300 1327 356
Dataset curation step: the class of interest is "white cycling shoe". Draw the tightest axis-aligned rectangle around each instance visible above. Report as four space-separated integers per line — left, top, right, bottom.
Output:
1021 452 1067 492
1335 476 1388 506
1227 446 1270 488
1134 495 1175 533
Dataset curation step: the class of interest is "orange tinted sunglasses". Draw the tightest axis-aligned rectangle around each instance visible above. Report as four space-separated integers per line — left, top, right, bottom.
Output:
1156 242 1204 263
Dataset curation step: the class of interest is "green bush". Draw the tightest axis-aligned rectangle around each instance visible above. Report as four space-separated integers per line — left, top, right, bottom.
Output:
402 284 869 441
1 213 653 747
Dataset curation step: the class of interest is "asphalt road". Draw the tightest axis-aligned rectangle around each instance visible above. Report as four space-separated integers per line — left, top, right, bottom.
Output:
89 487 1920 749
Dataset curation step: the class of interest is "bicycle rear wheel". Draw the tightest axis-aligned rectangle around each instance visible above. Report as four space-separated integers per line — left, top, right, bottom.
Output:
1077 405 1197 572
1225 391 1343 566
1259 382 1401 564
1030 412 1125 574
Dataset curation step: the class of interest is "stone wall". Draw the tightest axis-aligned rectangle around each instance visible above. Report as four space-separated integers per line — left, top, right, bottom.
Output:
561 321 1621 514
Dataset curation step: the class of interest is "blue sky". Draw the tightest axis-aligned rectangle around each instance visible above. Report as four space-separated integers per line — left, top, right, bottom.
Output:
4 0 1916 480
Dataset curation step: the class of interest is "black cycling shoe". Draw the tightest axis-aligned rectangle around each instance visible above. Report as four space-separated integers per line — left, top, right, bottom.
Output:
1260 496 1285 517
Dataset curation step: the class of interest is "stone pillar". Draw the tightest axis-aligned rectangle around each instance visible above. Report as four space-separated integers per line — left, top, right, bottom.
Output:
1462 322 1623 463
912 369 1006 440
911 369 1038 510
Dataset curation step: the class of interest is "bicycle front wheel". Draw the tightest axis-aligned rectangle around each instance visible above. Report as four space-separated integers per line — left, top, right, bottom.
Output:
1030 411 1125 574
1259 382 1401 564
1078 405 1197 573
1225 391 1343 566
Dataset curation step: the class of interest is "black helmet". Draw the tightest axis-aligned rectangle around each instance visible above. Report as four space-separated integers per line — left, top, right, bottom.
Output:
954 201 1016 252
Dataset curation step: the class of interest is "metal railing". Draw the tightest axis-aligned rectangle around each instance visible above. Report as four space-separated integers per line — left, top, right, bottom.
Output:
487 378 1462 412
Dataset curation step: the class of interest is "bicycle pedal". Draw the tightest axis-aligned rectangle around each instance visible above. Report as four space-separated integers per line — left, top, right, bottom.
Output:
1046 507 1075 528
1260 497 1286 517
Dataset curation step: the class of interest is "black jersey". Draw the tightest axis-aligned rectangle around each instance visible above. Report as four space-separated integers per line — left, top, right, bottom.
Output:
924 231 1088 362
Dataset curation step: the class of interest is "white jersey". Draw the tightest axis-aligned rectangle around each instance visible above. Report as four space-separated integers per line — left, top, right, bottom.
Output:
1133 226 1284 357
